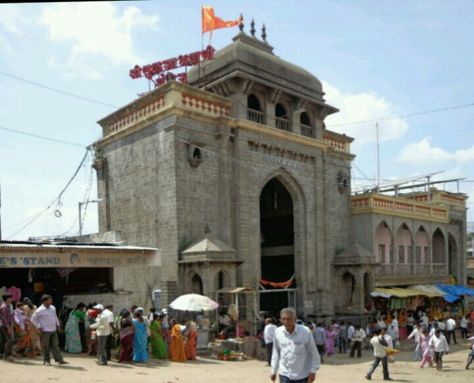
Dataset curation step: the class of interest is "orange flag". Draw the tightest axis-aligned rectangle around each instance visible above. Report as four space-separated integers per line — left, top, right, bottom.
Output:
202 6 240 34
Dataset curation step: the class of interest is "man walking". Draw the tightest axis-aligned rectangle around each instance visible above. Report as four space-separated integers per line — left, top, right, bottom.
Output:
31 294 68 365
350 325 365 358
264 318 277 366
102 304 115 361
445 316 457 345
365 327 392 381
407 322 422 361
429 329 449 371
0 293 15 362
270 307 320 383
313 323 326 363
90 304 111 366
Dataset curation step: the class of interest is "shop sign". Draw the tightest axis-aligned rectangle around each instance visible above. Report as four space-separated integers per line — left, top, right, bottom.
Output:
0 251 159 268
129 45 216 88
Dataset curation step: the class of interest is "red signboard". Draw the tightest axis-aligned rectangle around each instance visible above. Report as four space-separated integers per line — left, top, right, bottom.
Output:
129 45 216 88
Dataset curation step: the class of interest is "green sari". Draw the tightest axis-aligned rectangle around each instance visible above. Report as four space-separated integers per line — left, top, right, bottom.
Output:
150 320 167 359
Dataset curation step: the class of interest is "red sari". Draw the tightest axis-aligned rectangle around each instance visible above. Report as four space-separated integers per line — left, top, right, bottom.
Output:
185 330 197 360
119 317 134 363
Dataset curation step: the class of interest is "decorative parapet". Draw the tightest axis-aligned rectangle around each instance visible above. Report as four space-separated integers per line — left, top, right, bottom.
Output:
404 190 467 210
97 81 231 139
104 96 166 136
181 92 230 117
351 193 449 223
323 130 352 153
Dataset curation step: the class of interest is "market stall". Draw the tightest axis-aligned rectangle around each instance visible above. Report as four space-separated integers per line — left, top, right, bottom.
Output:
209 287 261 360
370 284 474 339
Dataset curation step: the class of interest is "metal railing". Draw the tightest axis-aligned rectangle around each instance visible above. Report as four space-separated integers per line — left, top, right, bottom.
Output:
247 109 264 124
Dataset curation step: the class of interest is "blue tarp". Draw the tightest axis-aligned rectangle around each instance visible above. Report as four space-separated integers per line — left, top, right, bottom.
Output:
436 284 474 302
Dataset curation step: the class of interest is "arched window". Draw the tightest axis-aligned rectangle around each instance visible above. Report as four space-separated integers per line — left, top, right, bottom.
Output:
300 112 311 126
191 274 203 295
192 148 201 159
247 94 261 110
275 103 287 118
275 103 290 131
300 112 313 138
247 94 264 124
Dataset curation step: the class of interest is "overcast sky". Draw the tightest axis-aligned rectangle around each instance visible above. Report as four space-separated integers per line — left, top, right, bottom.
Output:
1 1 473 240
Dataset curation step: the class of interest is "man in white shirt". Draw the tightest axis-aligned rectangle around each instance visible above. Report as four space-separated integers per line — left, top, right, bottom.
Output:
420 313 429 328
460 315 469 339
445 316 457 345
429 329 449 371
90 304 111 366
407 323 422 361
102 304 115 361
264 318 277 366
270 307 320 383
365 327 392 381
350 325 366 358
31 294 68 366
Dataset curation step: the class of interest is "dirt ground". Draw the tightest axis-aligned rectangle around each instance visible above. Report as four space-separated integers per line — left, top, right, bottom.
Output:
2 341 473 383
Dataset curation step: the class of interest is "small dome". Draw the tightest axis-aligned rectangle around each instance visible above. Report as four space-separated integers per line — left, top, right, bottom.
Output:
188 33 324 102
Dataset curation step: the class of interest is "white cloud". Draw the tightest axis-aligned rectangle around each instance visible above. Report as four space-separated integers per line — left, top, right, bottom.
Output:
397 136 474 165
0 5 27 34
38 3 159 79
323 82 408 144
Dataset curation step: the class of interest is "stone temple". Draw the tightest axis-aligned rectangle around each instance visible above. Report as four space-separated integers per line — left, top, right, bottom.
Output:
92 27 468 320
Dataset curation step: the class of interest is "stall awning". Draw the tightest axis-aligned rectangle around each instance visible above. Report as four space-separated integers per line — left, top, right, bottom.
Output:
371 284 474 302
436 284 474 302
371 285 444 299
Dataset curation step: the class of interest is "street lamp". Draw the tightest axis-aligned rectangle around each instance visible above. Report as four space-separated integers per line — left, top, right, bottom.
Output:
78 199 102 237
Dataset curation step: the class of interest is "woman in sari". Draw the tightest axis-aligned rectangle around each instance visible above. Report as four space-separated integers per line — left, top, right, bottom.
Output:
23 298 41 356
65 303 86 354
150 313 167 359
132 309 148 363
14 302 34 357
118 310 134 363
169 318 186 362
185 321 198 360
325 324 337 356
419 328 433 368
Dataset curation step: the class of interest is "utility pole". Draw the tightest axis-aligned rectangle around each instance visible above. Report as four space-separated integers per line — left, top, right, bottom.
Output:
376 122 380 189
78 199 101 237
0 185 2 241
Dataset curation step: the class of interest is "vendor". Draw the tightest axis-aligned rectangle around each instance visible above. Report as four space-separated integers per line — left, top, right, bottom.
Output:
218 309 234 338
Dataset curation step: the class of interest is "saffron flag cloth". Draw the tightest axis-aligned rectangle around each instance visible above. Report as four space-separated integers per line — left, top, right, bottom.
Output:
202 6 240 34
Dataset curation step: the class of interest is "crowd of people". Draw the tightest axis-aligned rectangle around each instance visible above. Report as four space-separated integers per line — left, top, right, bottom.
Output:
261 308 474 381
0 293 198 366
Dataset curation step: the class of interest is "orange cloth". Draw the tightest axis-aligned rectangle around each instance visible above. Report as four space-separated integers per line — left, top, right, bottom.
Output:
185 330 198 360
202 6 240 34
169 324 186 362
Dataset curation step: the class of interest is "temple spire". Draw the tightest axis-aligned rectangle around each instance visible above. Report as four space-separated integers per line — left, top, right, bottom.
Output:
250 19 256 36
238 14 244 32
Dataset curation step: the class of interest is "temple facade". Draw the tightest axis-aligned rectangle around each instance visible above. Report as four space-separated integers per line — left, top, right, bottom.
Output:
92 28 468 318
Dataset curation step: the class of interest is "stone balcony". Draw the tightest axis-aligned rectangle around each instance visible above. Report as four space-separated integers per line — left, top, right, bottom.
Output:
352 193 449 223
375 263 450 287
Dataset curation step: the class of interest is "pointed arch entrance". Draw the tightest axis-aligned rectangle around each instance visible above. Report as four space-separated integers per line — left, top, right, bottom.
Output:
259 177 296 311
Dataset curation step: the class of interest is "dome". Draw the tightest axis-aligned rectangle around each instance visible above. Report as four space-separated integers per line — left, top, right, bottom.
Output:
188 32 324 102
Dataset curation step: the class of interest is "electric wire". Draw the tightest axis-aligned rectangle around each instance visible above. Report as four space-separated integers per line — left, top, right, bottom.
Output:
0 70 119 109
0 125 87 148
5 148 91 239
